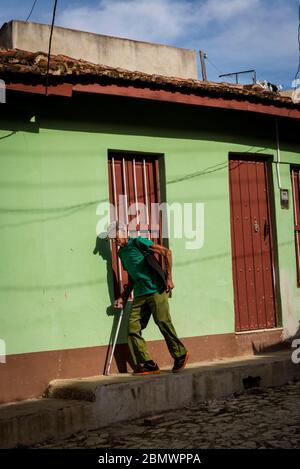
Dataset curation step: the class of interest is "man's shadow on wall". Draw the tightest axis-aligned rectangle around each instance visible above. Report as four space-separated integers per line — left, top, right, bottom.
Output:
93 235 135 374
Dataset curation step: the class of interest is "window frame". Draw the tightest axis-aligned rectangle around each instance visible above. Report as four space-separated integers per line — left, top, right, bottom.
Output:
107 151 163 298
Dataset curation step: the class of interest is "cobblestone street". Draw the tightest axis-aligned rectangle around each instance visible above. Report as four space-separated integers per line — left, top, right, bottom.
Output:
34 381 300 449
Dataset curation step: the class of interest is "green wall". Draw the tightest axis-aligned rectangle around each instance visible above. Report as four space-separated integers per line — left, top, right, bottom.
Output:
0 94 300 355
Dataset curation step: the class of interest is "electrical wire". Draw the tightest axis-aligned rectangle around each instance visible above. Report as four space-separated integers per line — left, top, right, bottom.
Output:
294 5 300 81
26 0 39 22
45 0 58 96
205 56 236 84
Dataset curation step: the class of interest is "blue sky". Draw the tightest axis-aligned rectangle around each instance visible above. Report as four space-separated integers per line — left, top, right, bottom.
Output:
0 0 299 88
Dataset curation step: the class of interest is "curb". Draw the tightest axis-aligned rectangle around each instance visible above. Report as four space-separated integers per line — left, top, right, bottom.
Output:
1 351 299 448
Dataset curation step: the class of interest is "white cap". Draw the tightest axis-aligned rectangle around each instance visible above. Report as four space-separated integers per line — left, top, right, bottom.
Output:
107 221 127 238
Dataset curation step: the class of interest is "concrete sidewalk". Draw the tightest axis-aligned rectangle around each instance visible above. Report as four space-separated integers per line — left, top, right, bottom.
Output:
1 350 299 448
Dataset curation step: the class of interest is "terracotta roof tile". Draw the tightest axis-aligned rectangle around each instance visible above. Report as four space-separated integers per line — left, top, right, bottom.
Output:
0 48 297 107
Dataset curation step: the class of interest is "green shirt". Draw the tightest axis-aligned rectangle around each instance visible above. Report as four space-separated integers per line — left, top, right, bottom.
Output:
118 237 163 298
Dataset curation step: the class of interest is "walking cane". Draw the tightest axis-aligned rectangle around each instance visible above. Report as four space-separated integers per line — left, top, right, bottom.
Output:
104 301 126 376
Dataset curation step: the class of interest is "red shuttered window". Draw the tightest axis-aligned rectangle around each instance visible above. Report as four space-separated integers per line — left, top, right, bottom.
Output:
291 166 300 287
108 153 162 298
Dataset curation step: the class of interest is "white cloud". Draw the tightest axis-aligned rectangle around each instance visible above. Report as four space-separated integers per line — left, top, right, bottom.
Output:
57 0 193 43
200 1 298 84
56 0 261 43
198 0 261 23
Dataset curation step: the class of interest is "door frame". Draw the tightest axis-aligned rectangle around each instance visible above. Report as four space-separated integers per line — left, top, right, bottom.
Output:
228 152 281 332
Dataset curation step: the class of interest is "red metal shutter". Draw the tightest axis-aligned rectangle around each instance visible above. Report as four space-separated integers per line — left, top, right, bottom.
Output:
108 154 161 298
291 166 300 287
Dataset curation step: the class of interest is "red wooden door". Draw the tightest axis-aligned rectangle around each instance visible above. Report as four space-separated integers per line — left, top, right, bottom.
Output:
229 156 277 332
291 166 300 287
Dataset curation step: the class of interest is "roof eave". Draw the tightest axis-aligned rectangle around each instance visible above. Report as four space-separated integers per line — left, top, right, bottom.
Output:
4 79 300 120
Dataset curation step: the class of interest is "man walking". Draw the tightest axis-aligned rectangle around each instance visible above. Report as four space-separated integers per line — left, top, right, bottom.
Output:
109 222 188 376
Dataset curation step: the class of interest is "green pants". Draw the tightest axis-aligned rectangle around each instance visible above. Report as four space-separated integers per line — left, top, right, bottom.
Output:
128 291 187 365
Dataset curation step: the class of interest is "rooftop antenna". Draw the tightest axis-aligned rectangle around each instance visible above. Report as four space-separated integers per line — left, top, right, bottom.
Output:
219 69 257 85
199 50 208 82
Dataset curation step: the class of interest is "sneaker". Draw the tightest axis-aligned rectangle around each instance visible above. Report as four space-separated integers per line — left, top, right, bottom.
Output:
133 360 160 375
172 352 189 373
